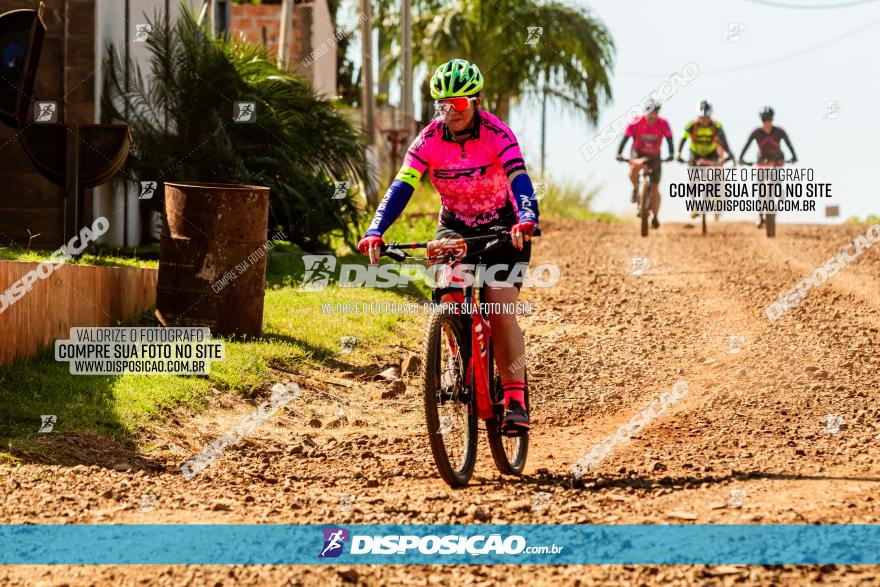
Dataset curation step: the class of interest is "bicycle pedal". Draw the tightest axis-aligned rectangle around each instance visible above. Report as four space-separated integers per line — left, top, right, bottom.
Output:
500 425 529 438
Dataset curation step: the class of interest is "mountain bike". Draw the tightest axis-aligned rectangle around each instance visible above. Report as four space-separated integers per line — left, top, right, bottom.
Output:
741 158 793 238
380 227 536 487
677 154 735 235
619 156 669 237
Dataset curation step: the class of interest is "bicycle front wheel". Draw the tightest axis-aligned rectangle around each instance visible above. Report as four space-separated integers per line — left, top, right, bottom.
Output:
423 309 478 487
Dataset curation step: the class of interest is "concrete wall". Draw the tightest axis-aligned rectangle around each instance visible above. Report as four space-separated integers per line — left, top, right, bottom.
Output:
0 259 158 365
306 0 336 98
93 0 191 248
230 0 337 98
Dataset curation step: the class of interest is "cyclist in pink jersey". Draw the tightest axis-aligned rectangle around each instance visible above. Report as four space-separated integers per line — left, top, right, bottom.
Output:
358 59 539 434
616 100 674 229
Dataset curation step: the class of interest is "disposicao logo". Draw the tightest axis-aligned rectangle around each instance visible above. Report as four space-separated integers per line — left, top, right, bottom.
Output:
319 528 349 558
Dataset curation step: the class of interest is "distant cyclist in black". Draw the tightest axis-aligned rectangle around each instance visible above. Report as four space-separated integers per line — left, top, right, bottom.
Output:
739 106 798 228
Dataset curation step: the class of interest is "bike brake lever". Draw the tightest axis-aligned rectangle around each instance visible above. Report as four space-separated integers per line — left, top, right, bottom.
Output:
383 248 407 262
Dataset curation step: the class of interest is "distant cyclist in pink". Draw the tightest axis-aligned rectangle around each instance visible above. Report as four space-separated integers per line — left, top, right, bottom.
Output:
358 59 539 434
616 100 674 229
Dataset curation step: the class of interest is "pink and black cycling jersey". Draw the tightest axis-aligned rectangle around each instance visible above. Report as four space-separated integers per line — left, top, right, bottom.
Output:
740 126 797 163
366 110 537 236
624 116 672 158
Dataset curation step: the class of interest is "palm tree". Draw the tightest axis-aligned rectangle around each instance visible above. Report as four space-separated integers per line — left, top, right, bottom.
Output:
380 0 614 122
102 4 370 250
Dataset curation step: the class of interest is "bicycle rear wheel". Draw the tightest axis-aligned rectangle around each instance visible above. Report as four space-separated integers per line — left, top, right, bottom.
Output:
701 213 707 236
766 213 776 238
423 309 477 487
486 366 529 476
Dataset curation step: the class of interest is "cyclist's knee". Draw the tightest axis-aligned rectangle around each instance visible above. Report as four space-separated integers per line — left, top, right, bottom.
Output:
485 283 518 301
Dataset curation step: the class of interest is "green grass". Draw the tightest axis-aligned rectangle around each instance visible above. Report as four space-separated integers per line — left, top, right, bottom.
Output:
0 244 160 269
846 215 880 226
538 178 618 222
0 245 422 453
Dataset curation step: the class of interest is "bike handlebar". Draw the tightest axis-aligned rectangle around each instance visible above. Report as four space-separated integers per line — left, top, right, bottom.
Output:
380 226 541 262
618 156 672 163
740 158 796 167
677 155 736 166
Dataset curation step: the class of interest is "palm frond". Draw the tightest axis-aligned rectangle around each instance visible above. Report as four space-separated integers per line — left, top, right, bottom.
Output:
102 2 368 250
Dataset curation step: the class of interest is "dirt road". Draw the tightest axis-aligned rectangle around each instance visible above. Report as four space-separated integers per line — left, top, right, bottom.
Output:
3 220 880 586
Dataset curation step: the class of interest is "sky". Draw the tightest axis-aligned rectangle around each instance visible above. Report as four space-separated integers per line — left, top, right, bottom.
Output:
360 0 880 223
510 0 880 223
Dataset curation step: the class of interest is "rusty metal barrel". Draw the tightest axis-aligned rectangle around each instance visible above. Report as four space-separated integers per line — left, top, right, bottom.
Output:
156 182 270 338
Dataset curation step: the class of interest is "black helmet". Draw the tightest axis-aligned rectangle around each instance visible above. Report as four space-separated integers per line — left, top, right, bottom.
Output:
698 100 712 117
760 106 774 121
643 98 661 114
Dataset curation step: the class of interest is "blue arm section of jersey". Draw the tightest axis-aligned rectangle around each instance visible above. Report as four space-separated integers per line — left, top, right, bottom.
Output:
364 180 415 237
511 173 539 223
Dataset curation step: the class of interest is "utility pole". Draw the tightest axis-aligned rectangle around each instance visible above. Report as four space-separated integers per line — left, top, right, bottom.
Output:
541 84 547 180
361 0 378 205
401 0 413 134
361 0 375 141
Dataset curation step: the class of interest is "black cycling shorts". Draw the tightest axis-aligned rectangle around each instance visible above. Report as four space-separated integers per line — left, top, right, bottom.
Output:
435 202 531 289
634 153 662 183
689 151 720 164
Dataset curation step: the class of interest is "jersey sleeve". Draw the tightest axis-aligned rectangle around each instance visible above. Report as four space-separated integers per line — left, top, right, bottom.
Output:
364 127 434 237
716 124 731 151
739 129 759 159
623 120 638 137
489 116 539 222
681 121 694 139
779 128 797 159
660 119 672 137
395 129 432 188
492 118 528 179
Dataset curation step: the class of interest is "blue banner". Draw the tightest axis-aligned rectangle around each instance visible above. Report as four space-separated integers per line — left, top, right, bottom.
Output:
1 524 878 565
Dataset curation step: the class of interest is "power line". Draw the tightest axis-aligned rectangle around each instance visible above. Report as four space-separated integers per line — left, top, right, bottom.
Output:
703 13 880 74
743 0 880 9
620 14 880 77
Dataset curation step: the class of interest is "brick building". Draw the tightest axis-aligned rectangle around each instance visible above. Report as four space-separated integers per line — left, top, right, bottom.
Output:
229 0 336 98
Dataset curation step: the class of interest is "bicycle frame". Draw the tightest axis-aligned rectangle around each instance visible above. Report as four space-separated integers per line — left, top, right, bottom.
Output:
434 277 495 421
384 228 519 422
621 156 665 237
740 157 789 238
380 227 535 484
680 155 734 233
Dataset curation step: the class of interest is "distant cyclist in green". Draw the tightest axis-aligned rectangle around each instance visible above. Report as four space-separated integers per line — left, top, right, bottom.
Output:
677 100 732 220
676 100 731 165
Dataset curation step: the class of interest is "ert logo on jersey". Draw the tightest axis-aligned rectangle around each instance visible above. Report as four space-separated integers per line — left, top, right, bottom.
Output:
433 164 492 180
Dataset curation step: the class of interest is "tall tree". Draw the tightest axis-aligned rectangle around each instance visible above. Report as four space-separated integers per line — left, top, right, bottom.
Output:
380 0 614 122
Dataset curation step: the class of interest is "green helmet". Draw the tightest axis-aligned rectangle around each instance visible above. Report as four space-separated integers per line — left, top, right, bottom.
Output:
430 59 484 99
